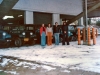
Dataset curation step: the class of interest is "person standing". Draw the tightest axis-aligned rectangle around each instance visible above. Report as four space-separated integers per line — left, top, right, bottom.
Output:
62 22 69 45
40 24 46 47
53 22 60 45
46 23 53 46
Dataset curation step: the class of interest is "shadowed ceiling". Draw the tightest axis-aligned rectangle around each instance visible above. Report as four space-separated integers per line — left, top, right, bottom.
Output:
0 0 100 24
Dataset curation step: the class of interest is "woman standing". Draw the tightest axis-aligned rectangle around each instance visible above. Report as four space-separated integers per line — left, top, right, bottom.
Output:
46 23 53 46
53 22 60 45
40 24 46 47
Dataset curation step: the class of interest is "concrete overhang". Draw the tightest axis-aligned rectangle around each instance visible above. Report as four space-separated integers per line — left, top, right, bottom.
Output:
12 0 100 19
13 0 83 16
1 0 100 24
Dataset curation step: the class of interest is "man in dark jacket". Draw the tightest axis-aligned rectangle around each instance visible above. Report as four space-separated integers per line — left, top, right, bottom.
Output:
62 22 69 45
53 22 60 45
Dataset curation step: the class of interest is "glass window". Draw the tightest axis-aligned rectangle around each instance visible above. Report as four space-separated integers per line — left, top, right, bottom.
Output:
29 27 34 30
68 26 74 30
19 26 25 30
12 27 18 30
3 26 10 30
26 27 34 30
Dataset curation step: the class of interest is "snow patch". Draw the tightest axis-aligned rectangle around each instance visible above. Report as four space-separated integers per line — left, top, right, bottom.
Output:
0 36 100 73
0 58 10 67
61 70 70 73
0 70 3 72
4 71 17 75
41 65 56 71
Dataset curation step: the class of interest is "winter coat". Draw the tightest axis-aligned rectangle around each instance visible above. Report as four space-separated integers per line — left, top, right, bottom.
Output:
40 27 46 35
62 25 68 35
53 26 60 33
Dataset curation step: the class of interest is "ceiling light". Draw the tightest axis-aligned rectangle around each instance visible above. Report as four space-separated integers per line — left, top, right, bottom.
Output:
18 15 23 17
2 16 14 20
7 23 13 24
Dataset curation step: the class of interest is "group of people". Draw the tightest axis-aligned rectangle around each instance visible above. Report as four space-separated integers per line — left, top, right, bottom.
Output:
40 22 69 48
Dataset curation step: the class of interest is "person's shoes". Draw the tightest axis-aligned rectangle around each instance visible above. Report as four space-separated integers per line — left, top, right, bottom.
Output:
67 44 70 45
42 46 45 49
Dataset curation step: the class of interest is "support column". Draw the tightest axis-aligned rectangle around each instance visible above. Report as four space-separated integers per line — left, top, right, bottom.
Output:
83 0 88 45
52 13 60 25
24 11 34 24
78 17 83 25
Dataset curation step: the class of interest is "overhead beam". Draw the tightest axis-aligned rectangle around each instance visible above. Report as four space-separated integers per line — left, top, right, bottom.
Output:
66 2 100 25
88 10 100 17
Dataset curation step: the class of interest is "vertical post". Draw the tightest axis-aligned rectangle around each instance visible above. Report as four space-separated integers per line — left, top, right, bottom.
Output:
24 11 34 24
83 0 88 45
96 29 98 37
83 28 86 44
88 27 91 46
78 28 81 45
92 28 96 45
52 13 60 25
78 17 84 25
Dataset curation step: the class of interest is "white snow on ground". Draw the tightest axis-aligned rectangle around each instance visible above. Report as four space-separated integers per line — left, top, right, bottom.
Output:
61 70 70 73
4 71 17 75
42 65 56 71
0 58 57 74
0 36 100 73
1 58 10 67
0 70 3 72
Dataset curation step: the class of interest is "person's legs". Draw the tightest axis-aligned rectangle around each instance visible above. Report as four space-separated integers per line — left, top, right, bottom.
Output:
62 34 65 45
47 32 51 46
56 33 59 45
54 33 57 45
41 32 46 46
49 32 52 45
66 36 69 45
41 32 43 46
47 32 49 45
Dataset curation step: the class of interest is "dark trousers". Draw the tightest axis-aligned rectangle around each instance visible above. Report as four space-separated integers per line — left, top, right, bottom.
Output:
62 34 69 45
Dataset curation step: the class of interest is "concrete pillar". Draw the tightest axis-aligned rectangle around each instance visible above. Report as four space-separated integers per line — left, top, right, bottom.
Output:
78 17 83 25
52 13 60 25
24 11 34 24
60 19 63 25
